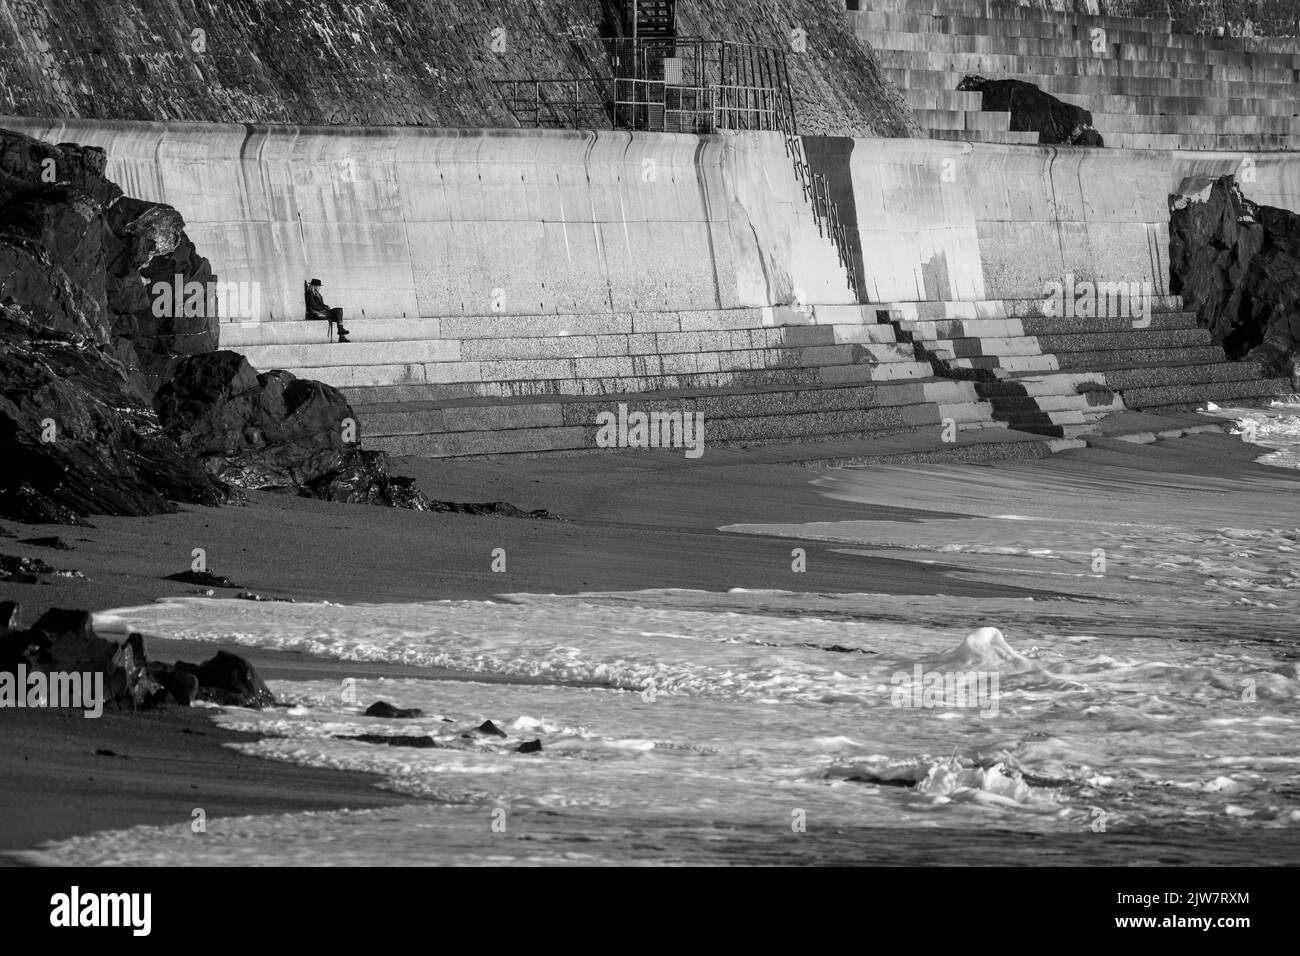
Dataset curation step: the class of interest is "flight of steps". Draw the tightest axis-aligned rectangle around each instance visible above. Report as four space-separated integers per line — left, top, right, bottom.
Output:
875 296 1292 438
852 0 1300 149
219 306 1003 458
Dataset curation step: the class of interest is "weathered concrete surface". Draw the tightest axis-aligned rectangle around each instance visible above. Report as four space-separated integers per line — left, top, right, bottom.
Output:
838 139 1300 303
1 119 859 330
11 116 1300 332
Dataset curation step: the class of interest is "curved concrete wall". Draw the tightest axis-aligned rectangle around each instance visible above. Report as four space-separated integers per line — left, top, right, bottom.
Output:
2 118 855 327
840 139 1300 303
7 115 1300 331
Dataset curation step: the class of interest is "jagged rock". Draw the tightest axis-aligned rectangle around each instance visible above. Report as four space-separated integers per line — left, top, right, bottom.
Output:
0 553 83 583
0 130 217 398
335 734 442 748
168 650 276 708
957 76 1104 147
0 126 231 524
0 126 480 521
431 500 557 519
1170 175 1300 376
147 661 201 705
302 449 431 510
514 739 543 754
155 350 434 507
163 569 242 588
475 720 508 738
0 608 164 710
0 600 19 628
104 196 218 398
364 700 425 719
0 305 231 524
0 604 272 710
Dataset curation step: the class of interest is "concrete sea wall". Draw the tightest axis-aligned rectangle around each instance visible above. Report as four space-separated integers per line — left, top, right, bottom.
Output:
6 115 1300 326
1 118 855 327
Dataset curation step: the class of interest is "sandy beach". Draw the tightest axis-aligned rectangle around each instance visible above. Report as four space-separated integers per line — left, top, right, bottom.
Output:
3 429 1298 864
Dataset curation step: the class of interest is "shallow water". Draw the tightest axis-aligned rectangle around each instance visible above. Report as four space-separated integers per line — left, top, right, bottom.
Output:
20 414 1300 866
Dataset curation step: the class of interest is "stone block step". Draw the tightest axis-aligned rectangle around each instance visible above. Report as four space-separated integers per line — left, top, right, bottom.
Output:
1019 311 1201 334
1101 361 1273 391
1118 376 1295 410
929 336 1045 358
1055 345 1229 370
354 376 981 420
220 309 790 348
1032 328 1213 352
237 340 460 369
780 323 909 346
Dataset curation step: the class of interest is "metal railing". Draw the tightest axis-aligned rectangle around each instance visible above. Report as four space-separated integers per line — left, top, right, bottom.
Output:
493 78 614 129
492 34 859 297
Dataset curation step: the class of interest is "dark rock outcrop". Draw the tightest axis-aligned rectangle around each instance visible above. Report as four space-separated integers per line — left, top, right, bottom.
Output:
163 569 242 589
474 719 508 738
153 350 433 508
0 609 164 710
957 76 1104 146
430 501 557 519
168 649 276 708
0 607 275 710
0 553 83 583
0 125 436 523
335 734 442 748
364 701 425 719
1170 175 1300 377
0 130 231 523
0 303 231 524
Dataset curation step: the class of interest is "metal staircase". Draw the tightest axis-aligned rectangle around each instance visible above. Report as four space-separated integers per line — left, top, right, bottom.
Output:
629 0 676 40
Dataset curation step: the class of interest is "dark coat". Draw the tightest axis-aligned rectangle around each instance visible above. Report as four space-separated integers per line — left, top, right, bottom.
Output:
305 284 331 320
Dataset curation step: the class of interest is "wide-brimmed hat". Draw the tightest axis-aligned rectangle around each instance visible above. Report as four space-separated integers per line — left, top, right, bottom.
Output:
309 278 322 286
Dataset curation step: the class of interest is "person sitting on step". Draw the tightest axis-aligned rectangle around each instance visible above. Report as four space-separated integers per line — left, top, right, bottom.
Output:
304 278 350 343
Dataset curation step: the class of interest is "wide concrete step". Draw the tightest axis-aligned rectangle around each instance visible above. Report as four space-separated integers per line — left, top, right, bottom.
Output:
353 376 986 418
352 380 1005 458
220 308 786 348
237 340 461 369
1033 327 1215 353
331 357 976 399
1019 311 1202 334
929 335 1045 358
1055 345 1228 370
285 345 934 389
1118 376 1295 411
1101 361 1274 390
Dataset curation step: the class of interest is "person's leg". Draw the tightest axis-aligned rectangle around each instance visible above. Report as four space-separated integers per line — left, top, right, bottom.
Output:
329 307 350 341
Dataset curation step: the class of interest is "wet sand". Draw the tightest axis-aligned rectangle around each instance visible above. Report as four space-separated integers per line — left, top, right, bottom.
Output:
1 431 1295 863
